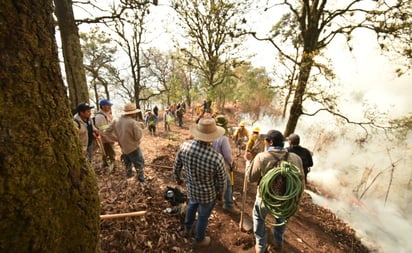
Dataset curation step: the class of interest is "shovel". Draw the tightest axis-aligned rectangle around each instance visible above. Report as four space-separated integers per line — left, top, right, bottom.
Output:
239 168 253 232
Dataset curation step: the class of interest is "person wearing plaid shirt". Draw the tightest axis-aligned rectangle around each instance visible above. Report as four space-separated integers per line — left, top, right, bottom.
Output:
173 118 227 248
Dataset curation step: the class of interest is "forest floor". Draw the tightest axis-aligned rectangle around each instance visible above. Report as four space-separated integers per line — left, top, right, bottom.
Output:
94 109 370 253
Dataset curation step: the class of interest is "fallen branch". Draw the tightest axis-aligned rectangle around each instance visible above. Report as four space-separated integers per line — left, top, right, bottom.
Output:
100 211 147 220
146 163 173 169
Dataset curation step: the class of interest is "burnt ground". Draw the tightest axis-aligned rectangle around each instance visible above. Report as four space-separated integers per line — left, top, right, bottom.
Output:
95 112 370 253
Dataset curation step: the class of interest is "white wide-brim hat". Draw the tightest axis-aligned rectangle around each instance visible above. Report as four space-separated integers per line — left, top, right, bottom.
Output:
190 118 225 142
122 103 141 115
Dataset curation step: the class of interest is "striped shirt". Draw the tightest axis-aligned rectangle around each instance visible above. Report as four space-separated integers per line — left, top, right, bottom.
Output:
173 140 226 203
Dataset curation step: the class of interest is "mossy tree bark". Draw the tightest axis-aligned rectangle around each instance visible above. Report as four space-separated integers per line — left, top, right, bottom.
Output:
284 52 314 138
0 1 100 252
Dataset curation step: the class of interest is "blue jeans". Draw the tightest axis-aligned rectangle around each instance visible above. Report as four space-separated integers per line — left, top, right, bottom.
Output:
253 197 286 251
148 125 156 135
185 199 216 243
123 148 145 180
223 172 234 208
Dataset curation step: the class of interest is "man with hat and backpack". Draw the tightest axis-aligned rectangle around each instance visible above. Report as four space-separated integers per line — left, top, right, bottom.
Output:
173 118 227 248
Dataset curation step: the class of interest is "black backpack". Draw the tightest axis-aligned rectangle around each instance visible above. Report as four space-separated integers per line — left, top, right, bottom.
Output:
164 186 187 206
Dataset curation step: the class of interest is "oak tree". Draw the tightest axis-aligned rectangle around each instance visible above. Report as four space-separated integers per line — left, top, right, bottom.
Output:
55 0 90 112
172 0 249 98
254 0 411 137
0 1 100 252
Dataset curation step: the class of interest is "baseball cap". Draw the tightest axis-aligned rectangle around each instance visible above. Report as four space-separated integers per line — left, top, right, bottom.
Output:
99 99 113 106
77 102 94 113
265 130 284 147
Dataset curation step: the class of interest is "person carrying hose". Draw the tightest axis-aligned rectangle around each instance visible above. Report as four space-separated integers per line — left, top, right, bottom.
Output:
246 130 304 253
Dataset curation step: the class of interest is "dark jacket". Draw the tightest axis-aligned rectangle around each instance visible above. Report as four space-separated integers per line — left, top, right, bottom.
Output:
287 145 313 173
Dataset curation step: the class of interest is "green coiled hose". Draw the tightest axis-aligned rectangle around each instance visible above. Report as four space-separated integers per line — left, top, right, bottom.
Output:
258 161 304 226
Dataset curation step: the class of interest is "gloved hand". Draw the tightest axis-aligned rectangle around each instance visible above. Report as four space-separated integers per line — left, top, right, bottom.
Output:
176 178 183 185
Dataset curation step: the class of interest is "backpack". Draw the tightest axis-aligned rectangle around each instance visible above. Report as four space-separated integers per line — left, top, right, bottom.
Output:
92 111 107 126
74 118 81 129
258 151 304 225
250 136 264 154
164 186 187 206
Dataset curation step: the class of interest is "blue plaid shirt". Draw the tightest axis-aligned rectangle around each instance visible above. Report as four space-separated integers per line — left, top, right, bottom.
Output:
173 140 227 203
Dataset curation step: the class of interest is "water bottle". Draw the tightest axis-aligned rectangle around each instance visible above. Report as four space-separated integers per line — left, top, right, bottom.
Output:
166 190 174 199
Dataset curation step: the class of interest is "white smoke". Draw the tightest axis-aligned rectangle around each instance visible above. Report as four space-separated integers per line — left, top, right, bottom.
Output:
241 114 412 253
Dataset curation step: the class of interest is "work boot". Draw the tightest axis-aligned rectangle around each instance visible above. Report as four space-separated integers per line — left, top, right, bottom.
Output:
223 205 239 214
192 236 211 248
184 226 194 238
137 174 145 183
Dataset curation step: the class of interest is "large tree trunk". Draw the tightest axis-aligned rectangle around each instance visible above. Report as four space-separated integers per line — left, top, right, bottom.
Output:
0 1 100 252
54 0 89 113
284 52 314 137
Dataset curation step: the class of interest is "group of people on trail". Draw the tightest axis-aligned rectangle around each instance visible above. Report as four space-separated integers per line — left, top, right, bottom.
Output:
173 115 314 251
73 101 146 182
142 101 186 136
164 101 186 129
73 100 313 251
72 99 190 182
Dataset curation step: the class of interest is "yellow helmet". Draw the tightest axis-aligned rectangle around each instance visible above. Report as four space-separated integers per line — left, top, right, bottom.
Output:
239 121 246 127
252 126 260 133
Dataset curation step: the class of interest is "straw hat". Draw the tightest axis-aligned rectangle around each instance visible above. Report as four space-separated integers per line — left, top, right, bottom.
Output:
122 103 141 115
190 118 225 142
